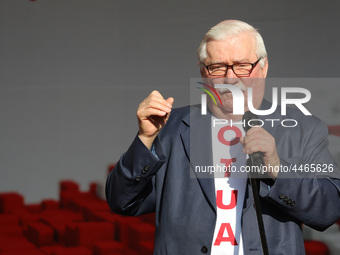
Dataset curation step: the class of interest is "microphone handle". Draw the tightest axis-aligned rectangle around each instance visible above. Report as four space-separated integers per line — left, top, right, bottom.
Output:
250 151 264 168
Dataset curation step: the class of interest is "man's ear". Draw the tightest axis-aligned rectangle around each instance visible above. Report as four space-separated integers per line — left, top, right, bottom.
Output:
200 65 207 78
262 58 269 78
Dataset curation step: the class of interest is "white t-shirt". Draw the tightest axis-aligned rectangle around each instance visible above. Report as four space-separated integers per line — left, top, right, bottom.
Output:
211 117 248 255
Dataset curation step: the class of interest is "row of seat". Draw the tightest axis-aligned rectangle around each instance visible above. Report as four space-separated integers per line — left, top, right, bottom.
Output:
0 180 155 255
0 179 337 255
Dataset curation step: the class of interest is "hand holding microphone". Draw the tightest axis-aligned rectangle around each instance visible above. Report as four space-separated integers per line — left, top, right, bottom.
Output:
240 111 280 179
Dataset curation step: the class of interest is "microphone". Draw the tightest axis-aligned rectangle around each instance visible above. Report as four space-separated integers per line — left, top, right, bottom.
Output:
242 110 270 255
242 111 264 168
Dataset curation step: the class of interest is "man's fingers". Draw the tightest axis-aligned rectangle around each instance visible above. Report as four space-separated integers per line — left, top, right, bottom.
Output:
243 127 267 143
243 132 265 145
149 90 164 99
166 97 174 106
149 91 173 108
242 129 277 159
138 101 171 118
143 92 172 109
137 91 173 118
147 100 172 113
242 139 266 154
138 107 168 119
242 127 274 152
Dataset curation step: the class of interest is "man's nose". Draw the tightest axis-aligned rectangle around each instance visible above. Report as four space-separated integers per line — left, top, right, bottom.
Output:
224 67 239 84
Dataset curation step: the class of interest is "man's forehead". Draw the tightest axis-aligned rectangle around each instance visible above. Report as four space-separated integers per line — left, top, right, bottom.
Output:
210 58 252 64
205 38 257 64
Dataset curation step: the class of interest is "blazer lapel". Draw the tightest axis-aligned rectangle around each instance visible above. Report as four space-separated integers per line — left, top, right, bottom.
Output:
180 106 216 213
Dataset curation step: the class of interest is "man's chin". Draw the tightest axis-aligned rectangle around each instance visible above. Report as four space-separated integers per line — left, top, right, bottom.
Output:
213 103 234 115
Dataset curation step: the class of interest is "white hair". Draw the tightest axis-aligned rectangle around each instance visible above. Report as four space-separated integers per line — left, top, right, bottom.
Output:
197 20 267 67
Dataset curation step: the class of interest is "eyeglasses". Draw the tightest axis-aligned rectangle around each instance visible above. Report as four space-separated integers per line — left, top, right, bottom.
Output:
204 58 262 77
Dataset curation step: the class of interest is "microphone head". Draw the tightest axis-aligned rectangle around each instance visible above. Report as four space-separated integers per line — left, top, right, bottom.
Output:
242 111 265 168
242 111 260 132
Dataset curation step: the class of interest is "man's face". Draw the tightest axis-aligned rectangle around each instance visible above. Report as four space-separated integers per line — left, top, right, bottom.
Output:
200 32 268 118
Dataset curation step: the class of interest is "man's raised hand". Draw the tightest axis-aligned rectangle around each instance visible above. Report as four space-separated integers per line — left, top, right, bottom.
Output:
137 90 174 149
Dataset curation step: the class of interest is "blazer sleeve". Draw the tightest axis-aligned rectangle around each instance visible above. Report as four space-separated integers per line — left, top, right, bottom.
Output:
105 135 166 216
259 119 340 231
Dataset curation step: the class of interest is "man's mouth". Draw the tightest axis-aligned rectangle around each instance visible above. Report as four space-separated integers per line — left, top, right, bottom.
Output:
217 83 247 94
218 88 232 94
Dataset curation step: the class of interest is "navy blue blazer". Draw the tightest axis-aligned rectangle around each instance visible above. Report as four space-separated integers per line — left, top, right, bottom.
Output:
106 100 340 255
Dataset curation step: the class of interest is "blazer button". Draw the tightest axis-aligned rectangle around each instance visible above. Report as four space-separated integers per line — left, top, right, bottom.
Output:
201 246 208 253
142 165 150 174
290 201 296 206
283 196 289 202
135 176 141 182
279 194 285 200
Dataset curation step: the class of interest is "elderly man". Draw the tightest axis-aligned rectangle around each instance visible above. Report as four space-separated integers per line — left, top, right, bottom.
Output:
106 20 340 254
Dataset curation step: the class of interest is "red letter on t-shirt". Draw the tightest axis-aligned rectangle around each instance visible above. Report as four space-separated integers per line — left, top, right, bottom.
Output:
220 158 236 177
217 126 242 146
216 190 238 209
214 223 238 246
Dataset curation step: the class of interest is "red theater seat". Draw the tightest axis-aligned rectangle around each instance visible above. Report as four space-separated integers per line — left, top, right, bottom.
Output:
0 214 21 237
65 222 115 249
0 192 25 213
0 236 37 253
139 241 154 255
26 222 55 247
51 247 91 255
60 180 79 192
1 250 45 255
93 241 123 255
41 199 60 210
125 222 155 252
0 226 23 237
304 240 330 255
0 214 20 227
18 211 43 229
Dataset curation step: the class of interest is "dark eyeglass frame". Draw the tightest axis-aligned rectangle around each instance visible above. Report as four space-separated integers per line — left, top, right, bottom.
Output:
204 58 263 77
